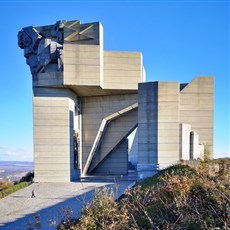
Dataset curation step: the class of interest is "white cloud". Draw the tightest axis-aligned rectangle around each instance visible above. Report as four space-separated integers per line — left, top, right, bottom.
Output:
5 151 18 156
0 145 8 150
0 145 33 161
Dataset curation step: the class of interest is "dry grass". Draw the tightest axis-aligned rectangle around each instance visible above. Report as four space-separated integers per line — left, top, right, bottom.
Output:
0 180 13 191
58 162 230 229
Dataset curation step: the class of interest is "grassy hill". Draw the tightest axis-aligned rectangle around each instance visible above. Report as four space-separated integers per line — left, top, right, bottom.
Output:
58 160 230 230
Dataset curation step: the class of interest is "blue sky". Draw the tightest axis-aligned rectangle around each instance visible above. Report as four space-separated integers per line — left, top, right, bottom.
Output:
0 0 229 161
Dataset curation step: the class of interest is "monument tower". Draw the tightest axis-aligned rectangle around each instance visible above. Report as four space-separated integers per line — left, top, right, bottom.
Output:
18 20 213 182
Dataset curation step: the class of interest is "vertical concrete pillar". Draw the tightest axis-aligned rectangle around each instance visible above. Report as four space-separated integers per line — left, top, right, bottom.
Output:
137 82 158 179
137 82 180 179
180 77 214 157
157 82 179 169
33 89 80 182
180 124 191 160
190 131 204 160
190 131 200 160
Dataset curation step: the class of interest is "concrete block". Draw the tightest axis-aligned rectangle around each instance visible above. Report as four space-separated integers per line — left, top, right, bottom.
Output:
179 124 191 160
180 77 214 157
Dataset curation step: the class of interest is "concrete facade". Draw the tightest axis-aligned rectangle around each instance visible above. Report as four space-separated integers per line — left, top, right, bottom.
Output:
32 88 80 182
137 77 214 179
18 19 214 182
180 77 214 154
180 124 191 160
92 139 129 175
18 20 144 182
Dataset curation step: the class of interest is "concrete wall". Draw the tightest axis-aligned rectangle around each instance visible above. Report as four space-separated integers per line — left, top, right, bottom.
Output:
33 89 80 182
180 77 214 156
157 82 179 165
63 44 103 86
89 109 137 172
137 77 213 179
180 124 191 160
103 51 144 90
81 94 137 171
34 72 63 87
63 48 144 91
190 131 204 160
92 139 128 175
138 82 158 165
138 82 179 169
137 82 158 178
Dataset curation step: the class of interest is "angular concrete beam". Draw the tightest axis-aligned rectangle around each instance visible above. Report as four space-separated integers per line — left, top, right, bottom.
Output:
82 103 138 176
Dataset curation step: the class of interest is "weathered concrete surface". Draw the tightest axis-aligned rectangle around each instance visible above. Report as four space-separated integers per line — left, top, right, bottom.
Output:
180 77 214 155
137 77 214 179
18 19 214 183
0 180 135 230
82 94 138 171
180 124 191 160
18 20 145 182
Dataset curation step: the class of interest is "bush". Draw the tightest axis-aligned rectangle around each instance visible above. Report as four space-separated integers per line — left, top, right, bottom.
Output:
58 163 230 229
0 181 28 199
204 145 211 161
0 180 13 191
140 164 197 190
20 172 34 183
121 165 230 229
58 187 130 230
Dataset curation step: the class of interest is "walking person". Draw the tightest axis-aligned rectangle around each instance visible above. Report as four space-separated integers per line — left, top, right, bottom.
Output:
31 189 36 198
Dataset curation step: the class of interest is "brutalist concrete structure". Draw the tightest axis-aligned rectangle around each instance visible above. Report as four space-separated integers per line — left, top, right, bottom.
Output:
18 20 213 182
137 78 214 178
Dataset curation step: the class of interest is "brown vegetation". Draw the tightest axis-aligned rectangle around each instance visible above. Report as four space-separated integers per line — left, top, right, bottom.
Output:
58 161 230 229
0 171 34 199
0 180 13 191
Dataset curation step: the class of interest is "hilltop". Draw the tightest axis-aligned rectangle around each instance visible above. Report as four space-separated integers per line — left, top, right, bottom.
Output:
59 160 230 229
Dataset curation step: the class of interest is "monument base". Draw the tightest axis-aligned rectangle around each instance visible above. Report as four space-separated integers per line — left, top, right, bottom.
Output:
137 164 158 180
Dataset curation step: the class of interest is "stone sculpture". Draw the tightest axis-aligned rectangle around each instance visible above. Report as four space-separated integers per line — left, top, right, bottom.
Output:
18 20 213 182
18 21 65 76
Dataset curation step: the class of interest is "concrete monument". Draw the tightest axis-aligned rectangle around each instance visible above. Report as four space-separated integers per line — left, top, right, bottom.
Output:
18 20 213 182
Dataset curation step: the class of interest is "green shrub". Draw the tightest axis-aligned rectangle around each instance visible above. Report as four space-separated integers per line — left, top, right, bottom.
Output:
0 180 13 191
204 145 211 161
0 181 28 199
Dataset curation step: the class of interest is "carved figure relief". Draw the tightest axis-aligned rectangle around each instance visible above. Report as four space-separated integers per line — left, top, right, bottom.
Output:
18 20 98 77
18 21 65 76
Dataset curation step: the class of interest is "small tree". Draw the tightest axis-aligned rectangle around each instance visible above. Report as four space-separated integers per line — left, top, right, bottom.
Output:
19 172 34 183
204 145 211 161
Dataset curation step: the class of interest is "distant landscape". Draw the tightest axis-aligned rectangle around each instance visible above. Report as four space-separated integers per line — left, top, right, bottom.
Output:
0 161 33 182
